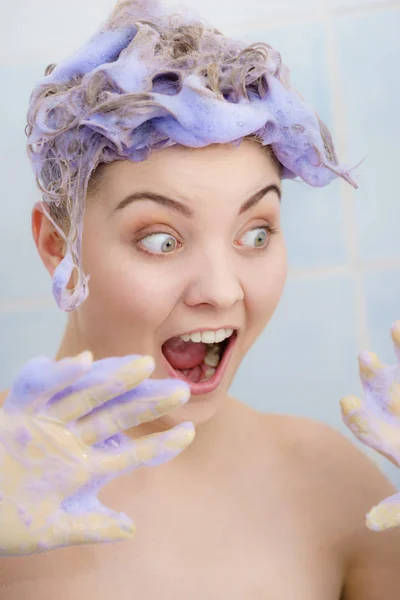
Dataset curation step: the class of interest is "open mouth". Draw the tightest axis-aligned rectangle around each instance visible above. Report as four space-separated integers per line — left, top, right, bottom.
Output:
161 328 238 395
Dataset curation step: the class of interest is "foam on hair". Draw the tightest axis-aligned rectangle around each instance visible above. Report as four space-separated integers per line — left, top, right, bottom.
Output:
25 0 357 311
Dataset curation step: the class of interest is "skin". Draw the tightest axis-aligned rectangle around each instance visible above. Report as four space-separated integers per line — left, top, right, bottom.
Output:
36 140 287 449
1 140 400 598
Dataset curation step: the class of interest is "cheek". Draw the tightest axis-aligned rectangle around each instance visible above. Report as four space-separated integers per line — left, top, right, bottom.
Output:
245 245 288 324
82 242 183 326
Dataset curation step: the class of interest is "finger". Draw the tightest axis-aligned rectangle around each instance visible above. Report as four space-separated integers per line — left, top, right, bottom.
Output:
340 395 400 465
358 350 400 417
49 511 135 550
387 378 400 417
391 320 400 362
358 351 386 393
366 492 400 532
94 421 195 476
46 355 155 423
4 352 93 414
74 379 191 445
44 355 154 409
340 395 381 448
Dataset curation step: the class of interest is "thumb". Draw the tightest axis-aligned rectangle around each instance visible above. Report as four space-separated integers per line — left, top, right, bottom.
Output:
53 511 136 548
366 492 400 532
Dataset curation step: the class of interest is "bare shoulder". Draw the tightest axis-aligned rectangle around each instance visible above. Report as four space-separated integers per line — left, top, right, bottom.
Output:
276 413 395 498
260 412 396 516
261 413 400 599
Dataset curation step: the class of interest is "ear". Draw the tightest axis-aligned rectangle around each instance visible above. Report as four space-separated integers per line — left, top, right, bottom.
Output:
31 203 65 277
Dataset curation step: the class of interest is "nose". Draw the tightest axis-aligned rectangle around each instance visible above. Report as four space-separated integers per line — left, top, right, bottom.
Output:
183 248 244 311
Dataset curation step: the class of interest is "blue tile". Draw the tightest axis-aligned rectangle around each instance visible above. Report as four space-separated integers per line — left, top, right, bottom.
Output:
0 2 112 61
328 0 396 10
243 23 348 269
0 307 66 390
379 459 400 490
333 9 400 260
363 267 400 362
281 178 347 268
218 0 324 28
0 63 55 300
230 273 361 430
242 21 333 128
362 267 400 487
229 271 399 481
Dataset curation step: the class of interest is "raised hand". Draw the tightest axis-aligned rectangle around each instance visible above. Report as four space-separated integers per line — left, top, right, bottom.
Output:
340 321 400 532
0 351 194 555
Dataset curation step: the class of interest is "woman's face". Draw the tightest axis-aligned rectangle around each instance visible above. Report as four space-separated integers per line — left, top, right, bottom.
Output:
62 141 287 426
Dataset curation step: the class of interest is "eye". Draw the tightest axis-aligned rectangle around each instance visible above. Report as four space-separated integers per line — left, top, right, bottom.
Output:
139 232 178 254
238 226 270 249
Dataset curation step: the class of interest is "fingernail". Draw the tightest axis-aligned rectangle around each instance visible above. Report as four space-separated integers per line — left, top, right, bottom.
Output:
340 395 363 415
359 351 383 378
155 391 188 415
165 423 196 450
70 350 93 366
118 356 155 379
391 322 400 345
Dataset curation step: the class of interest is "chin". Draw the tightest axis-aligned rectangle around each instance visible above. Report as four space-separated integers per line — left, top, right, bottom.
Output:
160 387 228 430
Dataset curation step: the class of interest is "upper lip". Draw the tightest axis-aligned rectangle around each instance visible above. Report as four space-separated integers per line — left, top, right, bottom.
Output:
162 326 239 343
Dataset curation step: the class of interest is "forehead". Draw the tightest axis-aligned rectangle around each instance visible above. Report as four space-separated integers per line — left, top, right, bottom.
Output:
99 141 281 201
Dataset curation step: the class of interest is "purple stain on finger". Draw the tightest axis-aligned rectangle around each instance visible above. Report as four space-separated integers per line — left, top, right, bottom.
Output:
15 427 32 447
4 355 91 412
85 377 190 416
47 355 144 407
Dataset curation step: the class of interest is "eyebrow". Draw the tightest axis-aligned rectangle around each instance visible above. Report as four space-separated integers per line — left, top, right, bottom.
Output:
114 184 281 217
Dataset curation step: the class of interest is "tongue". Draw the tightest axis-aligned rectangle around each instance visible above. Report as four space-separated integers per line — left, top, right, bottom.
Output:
162 337 207 370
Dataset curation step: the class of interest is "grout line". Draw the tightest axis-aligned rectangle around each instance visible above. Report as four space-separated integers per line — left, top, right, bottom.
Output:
289 258 400 278
323 2 385 471
288 265 350 279
328 1 400 18
226 12 328 37
1 2 399 66
229 0 399 33
0 297 55 313
1 258 400 314
0 11 328 67
323 15 371 349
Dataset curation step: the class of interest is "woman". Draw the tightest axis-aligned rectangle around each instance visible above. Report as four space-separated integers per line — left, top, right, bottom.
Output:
1 0 400 597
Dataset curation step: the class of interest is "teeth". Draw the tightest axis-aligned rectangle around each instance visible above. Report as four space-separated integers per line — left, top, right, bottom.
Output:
201 331 216 344
214 329 226 343
179 328 234 344
204 344 220 367
203 366 216 381
190 332 202 343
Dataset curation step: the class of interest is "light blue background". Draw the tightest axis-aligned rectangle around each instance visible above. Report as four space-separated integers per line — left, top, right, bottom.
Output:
1 0 399 486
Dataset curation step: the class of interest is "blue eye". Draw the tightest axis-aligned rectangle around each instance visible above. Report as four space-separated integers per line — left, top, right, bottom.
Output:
239 227 269 248
140 233 178 254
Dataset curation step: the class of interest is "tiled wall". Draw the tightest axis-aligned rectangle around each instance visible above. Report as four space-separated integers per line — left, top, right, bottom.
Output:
1 0 400 485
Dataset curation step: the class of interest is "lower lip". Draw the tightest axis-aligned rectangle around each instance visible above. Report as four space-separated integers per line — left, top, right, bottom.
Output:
162 332 238 396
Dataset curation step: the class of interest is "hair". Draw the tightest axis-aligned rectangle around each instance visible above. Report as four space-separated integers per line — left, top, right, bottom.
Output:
25 0 356 310
46 135 281 232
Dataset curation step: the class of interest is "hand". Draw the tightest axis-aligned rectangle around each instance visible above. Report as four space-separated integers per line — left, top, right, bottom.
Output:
0 352 194 555
340 321 400 532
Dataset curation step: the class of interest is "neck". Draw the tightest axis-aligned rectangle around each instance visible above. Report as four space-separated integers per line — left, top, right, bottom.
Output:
56 316 86 360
